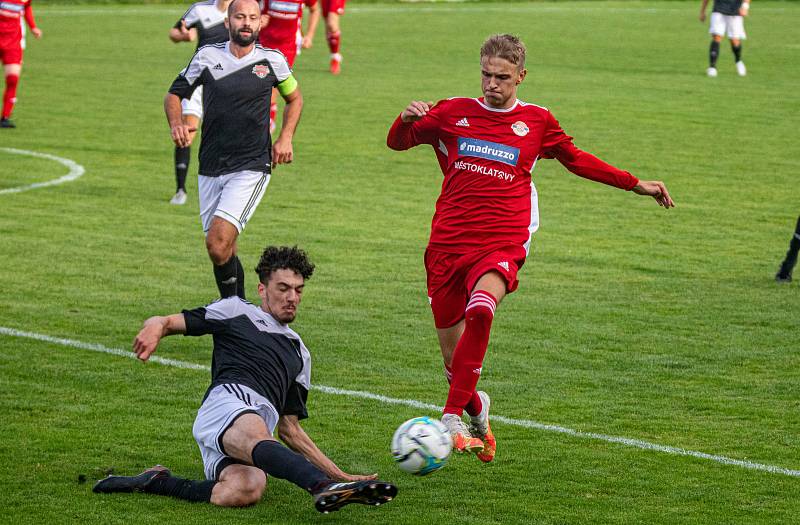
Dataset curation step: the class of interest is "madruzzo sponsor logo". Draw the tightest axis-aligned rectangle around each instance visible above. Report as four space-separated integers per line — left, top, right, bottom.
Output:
457 137 520 167
453 160 516 182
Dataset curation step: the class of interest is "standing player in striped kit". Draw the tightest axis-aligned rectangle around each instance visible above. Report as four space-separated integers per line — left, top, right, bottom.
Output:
168 0 232 204
387 34 674 462
165 0 303 299
0 0 41 129
259 0 320 132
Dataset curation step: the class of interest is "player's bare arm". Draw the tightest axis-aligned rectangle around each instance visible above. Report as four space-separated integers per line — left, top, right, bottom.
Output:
272 87 303 168
699 0 709 21
633 180 675 208
302 3 321 48
132 313 187 362
740 0 750 16
169 20 196 43
277 415 378 482
164 93 197 148
400 101 434 122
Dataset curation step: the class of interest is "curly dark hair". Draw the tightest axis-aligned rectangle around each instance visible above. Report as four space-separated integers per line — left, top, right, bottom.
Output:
254 245 315 284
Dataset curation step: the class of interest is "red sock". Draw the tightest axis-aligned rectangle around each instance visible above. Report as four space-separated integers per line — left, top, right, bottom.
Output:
269 102 277 123
443 291 496 416
326 31 341 55
2 74 19 119
444 364 483 416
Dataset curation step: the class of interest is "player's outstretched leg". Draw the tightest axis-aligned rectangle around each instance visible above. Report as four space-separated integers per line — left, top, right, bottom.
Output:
776 216 800 283
469 390 496 463
313 480 398 513
707 38 720 77
93 465 172 494
93 465 219 503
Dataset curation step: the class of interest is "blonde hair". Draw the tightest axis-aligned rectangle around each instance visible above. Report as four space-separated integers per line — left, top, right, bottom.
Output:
480 34 526 70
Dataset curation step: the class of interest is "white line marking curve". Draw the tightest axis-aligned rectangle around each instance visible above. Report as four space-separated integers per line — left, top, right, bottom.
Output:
0 147 85 195
1 326 798 478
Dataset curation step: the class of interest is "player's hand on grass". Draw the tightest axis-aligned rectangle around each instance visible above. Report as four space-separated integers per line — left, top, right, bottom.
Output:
272 138 293 168
401 101 434 123
334 471 379 482
133 318 165 362
171 123 196 148
633 180 675 208
32 27 42 39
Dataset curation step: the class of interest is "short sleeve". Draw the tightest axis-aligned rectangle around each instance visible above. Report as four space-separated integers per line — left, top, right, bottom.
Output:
267 51 292 82
168 51 207 99
281 383 309 420
182 6 201 29
182 307 228 336
181 297 244 336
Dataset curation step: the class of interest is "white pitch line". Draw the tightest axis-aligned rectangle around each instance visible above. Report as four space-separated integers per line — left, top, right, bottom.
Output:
0 148 85 195
1 325 798 478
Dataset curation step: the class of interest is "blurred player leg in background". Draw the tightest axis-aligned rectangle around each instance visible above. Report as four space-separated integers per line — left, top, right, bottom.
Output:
0 0 42 128
322 0 345 74
776 215 800 283
701 0 748 77
172 88 202 205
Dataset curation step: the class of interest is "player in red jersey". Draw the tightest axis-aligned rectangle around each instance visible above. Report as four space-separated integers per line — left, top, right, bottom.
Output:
260 0 319 131
319 0 345 74
0 0 41 128
387 34 674 461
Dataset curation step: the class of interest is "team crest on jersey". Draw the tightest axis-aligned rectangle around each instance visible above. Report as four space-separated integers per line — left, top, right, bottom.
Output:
511 121 529 137
252 65 270 78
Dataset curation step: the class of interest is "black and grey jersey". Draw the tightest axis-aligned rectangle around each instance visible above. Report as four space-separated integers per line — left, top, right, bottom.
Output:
168 43 291 177
712 0 743 15
176 0 229 49
183 296 312 419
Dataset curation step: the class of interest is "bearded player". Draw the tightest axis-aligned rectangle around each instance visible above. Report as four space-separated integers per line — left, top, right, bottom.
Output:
0 0 41 129
259 0 320 132
387 34 674 462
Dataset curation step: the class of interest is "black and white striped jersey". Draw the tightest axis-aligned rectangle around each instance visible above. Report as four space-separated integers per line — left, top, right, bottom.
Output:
183 296 312 420
168 43 291 177
176 0 229 49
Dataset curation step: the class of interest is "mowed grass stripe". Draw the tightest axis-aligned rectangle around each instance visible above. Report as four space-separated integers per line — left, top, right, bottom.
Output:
3 325 798 479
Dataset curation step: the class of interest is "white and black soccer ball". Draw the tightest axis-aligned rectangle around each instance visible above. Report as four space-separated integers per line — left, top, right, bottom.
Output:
391 416 452 475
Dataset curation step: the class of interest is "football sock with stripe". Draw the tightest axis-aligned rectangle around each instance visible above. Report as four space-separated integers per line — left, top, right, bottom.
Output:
731 43 742 62
213 255 241 299
443 291 496 416
251 440 330 493
709 40 720 67
174 146 190 192
2 74 19 119
443 364 483 417
327 31 341 55
145 474 216 503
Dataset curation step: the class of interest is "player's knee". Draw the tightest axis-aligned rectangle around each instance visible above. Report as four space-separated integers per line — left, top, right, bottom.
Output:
206 237 233 265
232 471 267 506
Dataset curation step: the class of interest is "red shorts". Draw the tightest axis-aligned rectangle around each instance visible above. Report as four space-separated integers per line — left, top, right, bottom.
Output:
0 44 22 65
424 245 527 329
322 0 346 16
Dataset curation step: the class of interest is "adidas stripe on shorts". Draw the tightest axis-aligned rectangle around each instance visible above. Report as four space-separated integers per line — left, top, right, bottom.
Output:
198 170 270 233
192 383 279 480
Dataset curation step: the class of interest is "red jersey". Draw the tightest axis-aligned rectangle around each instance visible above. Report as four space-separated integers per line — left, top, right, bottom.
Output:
259 0 315 51
387 97 639 254
0 0 36 48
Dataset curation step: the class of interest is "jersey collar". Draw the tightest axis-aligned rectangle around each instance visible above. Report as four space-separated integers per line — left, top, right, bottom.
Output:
475 97 519 113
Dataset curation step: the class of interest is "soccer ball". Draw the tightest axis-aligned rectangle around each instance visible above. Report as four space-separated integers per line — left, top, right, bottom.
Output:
391 416 452 475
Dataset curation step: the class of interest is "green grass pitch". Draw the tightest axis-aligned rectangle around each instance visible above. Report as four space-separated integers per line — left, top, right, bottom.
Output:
1 1 798 523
